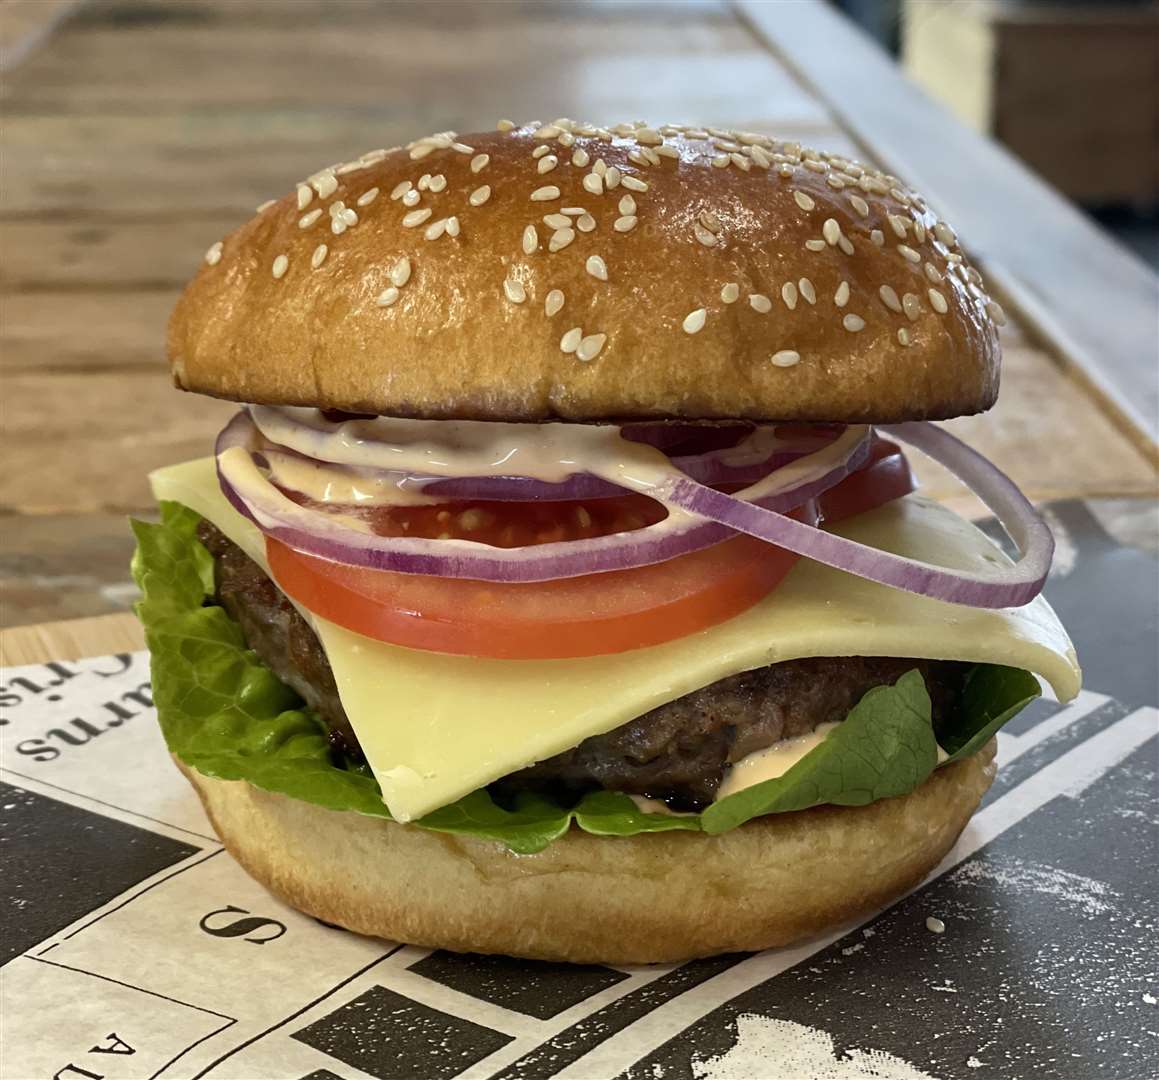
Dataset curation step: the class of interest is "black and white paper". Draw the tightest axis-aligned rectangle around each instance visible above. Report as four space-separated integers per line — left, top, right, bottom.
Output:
2 501 1156 1080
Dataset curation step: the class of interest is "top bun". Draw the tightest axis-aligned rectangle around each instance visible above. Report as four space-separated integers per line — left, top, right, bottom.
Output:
168 119 1003 423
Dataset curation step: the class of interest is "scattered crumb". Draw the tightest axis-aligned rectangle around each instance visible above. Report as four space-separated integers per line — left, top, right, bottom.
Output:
1143 993 1157 1005
842 942 865 956
966 1056 984 1068
926 916 946 934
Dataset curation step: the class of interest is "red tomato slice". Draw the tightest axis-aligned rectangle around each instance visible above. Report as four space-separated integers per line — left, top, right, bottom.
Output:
265 438 915 659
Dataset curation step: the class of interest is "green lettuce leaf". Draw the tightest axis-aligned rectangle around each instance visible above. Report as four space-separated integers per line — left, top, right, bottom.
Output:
133 501 1038 853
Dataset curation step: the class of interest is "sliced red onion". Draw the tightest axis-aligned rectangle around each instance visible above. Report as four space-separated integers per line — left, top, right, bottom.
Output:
215 413 870 581
659 421 1053 608
248 406 832 502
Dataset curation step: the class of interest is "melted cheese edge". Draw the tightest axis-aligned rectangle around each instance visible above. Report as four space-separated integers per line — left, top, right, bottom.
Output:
152 458 1081 822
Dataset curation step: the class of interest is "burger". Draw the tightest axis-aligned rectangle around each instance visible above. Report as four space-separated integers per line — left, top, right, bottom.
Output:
133 118 1080 964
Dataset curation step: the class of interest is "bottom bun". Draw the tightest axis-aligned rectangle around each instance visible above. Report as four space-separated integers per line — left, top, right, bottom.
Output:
179 741 995 965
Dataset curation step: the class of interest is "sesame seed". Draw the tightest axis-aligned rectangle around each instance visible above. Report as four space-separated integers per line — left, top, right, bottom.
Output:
532 144 551 159
583 255 608 281
536 125 562 139
504 279 526 303
545 289 565 316
636 127 663 145
549 227 575 252
914 221 927 244
560 327 583 353
699 210 721 232
834 280 850 307
721 282 740 304
311 243 328 269
888 214 909 239
294 207 320 229
826 174 845 190
537 155 559 174
256 198 276 213
805 239 826 252
425 218 447 240
409 144 434 161
933 221 957 247
608 214 635 233
402 189 421 207
497 118 516 131
561 207 585 215
391 180 412 200
749 144 771 168
656 144 679 159
341 208 358 226
987 300 1007 326
898 244 921 264
271 254 288 279
694 224 717 247
902 292 922 320
582 173 604 196
297 184 313 210
771 350 801 367
966 266 983 286
711 154 729 169
593 158 608 177
822 218 841 246
925 262 944 284
928 288 948 314
531 186 561 202
778 164 794 177
781 282 799 310
576 333 607 362
870 229 885 247
428 174 447 193
328 199 346 218
879 285 902 313
558 131 575 148
522 225 539 254
357 187 380 208
798 277 817 305
897 327 911 346
376 286 400 307
572 148 590 168
838 235 855 255
468 185 492 207
850 194 870 217
628 150 648 167
803 159 828 174
749 293 772 313
390 256 411 287
205 241 223 266
403 208 432 228
605 166 622 190
683 308 707 334
794 190 816 212
619 194 637 216
543 213 571 229
621 174 648 193
312 172 338 199
843 313 866 332
926 916 946 934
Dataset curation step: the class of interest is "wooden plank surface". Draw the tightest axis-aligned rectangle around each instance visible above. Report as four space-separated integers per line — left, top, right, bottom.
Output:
2 0 1155 632
0 612 143 667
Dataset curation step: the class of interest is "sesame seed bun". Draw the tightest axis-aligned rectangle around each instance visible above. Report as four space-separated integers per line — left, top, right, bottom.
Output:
177 740 995 964
168 120 1002 424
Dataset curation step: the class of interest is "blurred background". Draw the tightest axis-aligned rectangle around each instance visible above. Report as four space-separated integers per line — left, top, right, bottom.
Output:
1 0 1156 632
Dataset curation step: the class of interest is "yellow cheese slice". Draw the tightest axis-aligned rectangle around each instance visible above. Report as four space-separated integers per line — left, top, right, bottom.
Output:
151 458 1081 821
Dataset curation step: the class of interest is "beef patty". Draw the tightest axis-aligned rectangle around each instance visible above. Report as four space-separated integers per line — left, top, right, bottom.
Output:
197 520 967 810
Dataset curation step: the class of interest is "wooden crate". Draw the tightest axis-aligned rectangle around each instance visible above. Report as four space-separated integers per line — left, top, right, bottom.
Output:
902 1 1159 205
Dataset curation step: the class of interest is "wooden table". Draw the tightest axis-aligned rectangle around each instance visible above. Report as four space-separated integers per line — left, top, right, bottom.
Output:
2 0 1156 647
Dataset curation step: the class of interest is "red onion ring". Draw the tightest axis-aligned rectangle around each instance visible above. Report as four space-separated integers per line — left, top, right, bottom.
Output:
659 421 1053 608
215 412 871 582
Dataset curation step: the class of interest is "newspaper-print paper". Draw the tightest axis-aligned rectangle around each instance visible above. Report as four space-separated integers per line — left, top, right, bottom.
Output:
2 501 1156 1080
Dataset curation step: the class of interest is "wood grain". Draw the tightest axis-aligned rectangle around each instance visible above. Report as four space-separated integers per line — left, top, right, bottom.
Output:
0 612 143 667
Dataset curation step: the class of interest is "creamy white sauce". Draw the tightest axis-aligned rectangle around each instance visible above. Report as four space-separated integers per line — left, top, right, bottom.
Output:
715 722 842 800
262 449 441 507
248 405 868 508
626 794 698 817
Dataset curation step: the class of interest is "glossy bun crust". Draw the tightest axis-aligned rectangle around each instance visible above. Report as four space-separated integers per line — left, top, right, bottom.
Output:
169 121 1003 423
179 740 995 964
